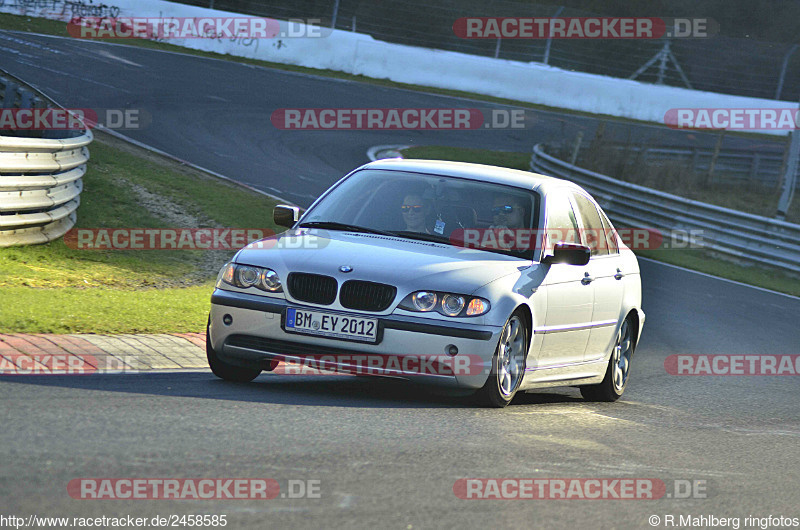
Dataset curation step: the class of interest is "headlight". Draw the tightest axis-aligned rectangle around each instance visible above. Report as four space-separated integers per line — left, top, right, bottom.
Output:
260 269 281 292
400 291 489 317
218 263 282 293
412 291 438 311
236 266 260 288
441 294 465 316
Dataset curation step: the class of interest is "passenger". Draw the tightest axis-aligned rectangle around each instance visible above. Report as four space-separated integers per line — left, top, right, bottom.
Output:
490 194 527 229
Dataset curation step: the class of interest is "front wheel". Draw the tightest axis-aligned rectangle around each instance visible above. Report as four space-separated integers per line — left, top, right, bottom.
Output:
474 311 528 408
206 324 261 383
580 317 635 402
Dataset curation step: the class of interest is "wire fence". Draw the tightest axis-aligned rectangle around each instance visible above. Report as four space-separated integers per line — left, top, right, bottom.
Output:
531 144 800 274
586 144 787 189
540 128 799 223
176 0 800 102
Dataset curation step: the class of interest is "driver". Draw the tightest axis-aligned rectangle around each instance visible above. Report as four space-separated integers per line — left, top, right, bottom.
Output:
400 193 432 233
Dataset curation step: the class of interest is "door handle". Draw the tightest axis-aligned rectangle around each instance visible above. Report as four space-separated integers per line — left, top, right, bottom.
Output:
614 268 624 280
581 273 594 285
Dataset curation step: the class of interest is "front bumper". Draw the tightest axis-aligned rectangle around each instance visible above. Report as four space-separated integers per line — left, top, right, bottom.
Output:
209 289 502 389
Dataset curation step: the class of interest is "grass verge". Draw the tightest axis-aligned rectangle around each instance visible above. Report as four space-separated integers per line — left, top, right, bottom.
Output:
0 131 278 333
401 145 800 298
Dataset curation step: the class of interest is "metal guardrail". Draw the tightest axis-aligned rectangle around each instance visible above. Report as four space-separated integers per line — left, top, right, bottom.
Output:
0 74 91 247
594 144 786 188
531 144 800 274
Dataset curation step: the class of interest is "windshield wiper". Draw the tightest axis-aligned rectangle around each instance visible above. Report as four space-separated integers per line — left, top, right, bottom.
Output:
389 231 451 244
298 221 397 237
391 231 527 257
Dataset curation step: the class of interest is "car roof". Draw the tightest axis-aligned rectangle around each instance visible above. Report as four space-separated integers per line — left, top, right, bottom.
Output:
360 158 583 194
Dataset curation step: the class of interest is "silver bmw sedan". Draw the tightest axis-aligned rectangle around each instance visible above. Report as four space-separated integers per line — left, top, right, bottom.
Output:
207 159 645 407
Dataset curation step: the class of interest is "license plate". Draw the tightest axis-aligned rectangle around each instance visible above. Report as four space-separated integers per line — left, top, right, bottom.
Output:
285 308 378 343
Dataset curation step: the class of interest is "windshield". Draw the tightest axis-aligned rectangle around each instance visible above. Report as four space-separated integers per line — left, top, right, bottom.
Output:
300 169 541 259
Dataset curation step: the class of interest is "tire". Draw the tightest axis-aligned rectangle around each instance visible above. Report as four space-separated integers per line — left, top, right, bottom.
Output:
580 316 635 402
475 311 529 408
206 324 261 383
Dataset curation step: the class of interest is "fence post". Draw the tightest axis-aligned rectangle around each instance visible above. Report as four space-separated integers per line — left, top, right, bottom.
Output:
775 44 799 100
542 6 564 65
331 0 340 28
706 131 725 186
777 129 800 219
776 134 792 193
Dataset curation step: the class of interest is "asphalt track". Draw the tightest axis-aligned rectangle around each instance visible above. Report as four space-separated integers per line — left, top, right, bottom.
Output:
1 31 799 529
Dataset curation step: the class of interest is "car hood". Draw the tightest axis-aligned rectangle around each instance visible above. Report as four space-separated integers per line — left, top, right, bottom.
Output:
234 229 527 294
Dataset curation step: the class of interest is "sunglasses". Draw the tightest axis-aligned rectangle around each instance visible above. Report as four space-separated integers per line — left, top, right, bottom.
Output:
401 205 424 213
491 205 517 215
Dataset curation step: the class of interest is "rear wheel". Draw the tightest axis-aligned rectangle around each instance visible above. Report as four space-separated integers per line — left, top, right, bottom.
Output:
580 317 634 402
206 324 261 383
475 311 528 408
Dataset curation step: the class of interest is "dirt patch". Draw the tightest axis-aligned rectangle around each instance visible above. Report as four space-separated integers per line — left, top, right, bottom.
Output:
114 177 234 287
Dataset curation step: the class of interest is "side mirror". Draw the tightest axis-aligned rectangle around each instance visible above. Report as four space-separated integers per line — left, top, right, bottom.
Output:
542 242 591 266
273 205 301 228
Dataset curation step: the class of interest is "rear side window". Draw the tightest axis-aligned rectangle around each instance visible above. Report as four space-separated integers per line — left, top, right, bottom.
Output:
545 190 580 251
599 208 619 254
571 193 608 256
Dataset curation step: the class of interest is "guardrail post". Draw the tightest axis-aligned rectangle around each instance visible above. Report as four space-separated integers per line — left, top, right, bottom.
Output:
18 87 33 109
3 81 18 108
749 154 761 186
570 131 583 165
691 147 700 174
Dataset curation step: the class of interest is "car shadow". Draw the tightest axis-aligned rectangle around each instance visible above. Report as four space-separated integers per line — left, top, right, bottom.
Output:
0 370 586 409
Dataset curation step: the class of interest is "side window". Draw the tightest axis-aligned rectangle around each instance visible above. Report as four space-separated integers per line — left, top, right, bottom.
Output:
545 190 580 251
571 193 608 256
599 209 619 254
